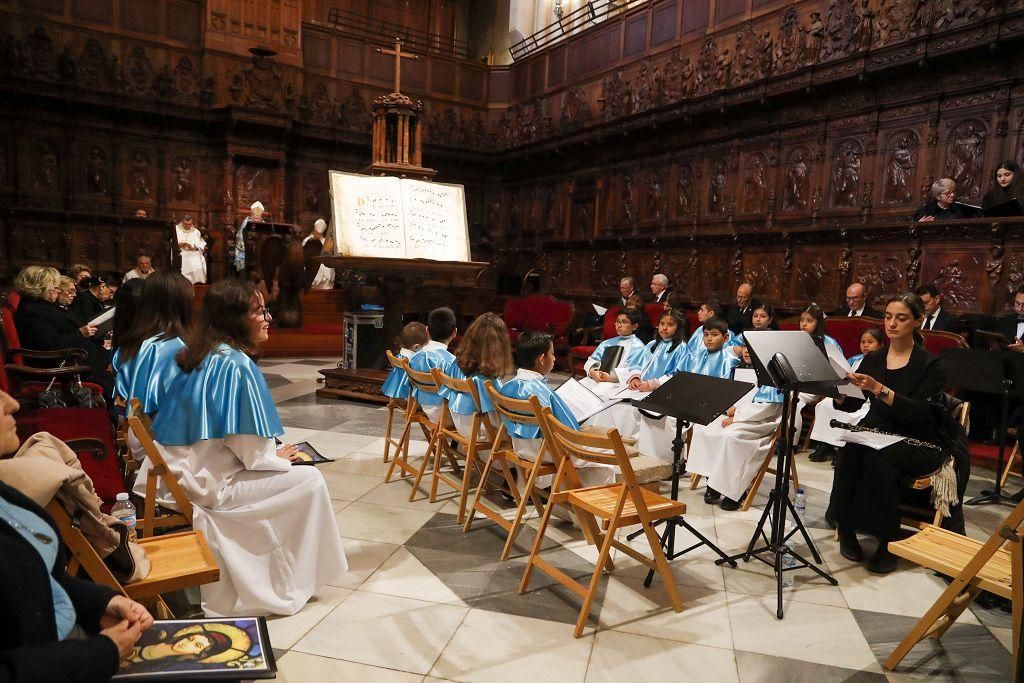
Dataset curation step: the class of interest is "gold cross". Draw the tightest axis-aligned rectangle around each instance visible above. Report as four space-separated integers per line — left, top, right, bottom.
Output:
376 37 419 95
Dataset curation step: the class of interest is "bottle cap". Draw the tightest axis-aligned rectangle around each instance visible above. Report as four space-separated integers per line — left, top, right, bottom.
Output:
116 492 130 501
796 488 804 494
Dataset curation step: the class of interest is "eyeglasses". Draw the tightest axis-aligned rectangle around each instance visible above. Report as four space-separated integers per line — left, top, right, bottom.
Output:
251 305 270 321
940 190 956 198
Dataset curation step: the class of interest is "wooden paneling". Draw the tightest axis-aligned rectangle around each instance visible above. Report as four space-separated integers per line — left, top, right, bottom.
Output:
432 60 456 96
303 32 331 71
121 0 159 34
336 39 364 77
714 0 746 24
623 14 648 58
547 47 565 88
682 0 710 35
166 0 201 44
459 64 484 101
650 1 678 46
72 0 113 24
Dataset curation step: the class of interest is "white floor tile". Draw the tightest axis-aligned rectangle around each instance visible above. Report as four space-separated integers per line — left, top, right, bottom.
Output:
360 547 466 605
321 469 384 502
585 630 738 683
334 501 437 545
266 585 353 649
328 537 400 589
276 651 422 683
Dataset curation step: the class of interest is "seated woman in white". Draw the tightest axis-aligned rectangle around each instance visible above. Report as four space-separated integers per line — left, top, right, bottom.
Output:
688 346 801 511
807 328 884 462
152 280 346 617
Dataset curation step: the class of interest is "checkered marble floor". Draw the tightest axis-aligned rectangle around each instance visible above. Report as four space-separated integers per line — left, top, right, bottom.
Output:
258 357 1016 682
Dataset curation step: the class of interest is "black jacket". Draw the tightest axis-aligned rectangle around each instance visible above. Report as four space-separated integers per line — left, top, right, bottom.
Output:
921 308 957 333
726 298 761 334
913 200 971 221
70 291 104 325
13 297 89 352
0 481 120 683
832 305 882 319
995 314 1023 343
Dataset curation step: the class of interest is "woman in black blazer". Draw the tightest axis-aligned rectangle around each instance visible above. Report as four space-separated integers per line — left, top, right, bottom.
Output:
832 293 960 573
12 266 113 399
0 388 152 682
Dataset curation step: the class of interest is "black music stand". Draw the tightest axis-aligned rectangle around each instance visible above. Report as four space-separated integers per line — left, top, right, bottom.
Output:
717 331 842 619
625 371 755 585
941 348 1024 506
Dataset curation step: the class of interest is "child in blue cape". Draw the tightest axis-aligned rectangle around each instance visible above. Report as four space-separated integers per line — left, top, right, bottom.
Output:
409 307 458 422
382 321 428 400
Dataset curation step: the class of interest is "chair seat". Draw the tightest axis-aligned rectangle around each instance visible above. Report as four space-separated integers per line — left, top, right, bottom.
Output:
567 483 685 523
888 525 1012 599
127 530 219 600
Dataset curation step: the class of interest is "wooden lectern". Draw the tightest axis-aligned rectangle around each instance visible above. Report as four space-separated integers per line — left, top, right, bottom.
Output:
317 38 487 403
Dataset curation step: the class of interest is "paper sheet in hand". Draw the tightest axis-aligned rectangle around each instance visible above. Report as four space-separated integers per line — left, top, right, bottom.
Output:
838 429 904 450
613 387 651 401
88 307 116 335
824 344 865 399
556 377 621 422
593 303 608 316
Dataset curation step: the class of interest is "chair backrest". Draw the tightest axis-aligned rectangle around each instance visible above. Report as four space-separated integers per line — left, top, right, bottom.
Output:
824 316 883 358
1 294 22 367
127 407 194 529
401 357 441 397
922 329 968 356
46 499 129 595
385 349 404 371
433 368 483 412
484 380 541 429
643 303 666 328
600 306 623 341
538 404 641 489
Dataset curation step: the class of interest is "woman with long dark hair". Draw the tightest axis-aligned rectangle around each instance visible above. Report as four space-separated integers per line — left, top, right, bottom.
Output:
831 293 963 573
446 312 514 436
982 160 1024 213
151 279 347 617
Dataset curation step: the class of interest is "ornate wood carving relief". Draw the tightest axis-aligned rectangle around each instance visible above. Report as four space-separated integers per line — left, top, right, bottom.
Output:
944 119 988 202
881 130 919 205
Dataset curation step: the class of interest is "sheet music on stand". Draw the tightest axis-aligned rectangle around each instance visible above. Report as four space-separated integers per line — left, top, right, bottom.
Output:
555 377 620 422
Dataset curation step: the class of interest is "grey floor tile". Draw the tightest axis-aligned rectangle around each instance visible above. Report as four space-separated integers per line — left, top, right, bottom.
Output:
735 651 886 683
852 609 1012 680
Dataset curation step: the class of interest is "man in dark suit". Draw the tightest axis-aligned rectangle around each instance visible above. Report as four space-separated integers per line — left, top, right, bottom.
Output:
996 285 1024 344
649 273 676 308
833 282 881 318
617 276 637 307
915 283 957 332
726 282 760 334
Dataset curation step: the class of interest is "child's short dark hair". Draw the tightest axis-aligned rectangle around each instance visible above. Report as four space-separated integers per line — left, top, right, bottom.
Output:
616 307 643 326
703 299 725 317
703 317 729 335
515 330 553 368
400 321 428 349
862 327 885 346
427 307 457 341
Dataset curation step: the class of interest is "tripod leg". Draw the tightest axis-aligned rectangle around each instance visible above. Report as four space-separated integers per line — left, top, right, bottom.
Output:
788 498 824 564
677 518 737 567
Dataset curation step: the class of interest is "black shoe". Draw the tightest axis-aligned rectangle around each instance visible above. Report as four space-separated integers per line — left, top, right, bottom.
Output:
704 488 721 504
808 443 834 463
868 542 899 574
838 527 863 562
720 497 740 511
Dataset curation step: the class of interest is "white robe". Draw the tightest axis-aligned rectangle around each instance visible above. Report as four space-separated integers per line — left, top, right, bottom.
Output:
687 401 801 503
301 234 335 289
157 434 347 617
176 224 207 285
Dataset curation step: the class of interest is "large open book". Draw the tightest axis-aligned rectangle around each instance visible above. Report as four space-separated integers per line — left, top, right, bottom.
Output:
328 170 470 262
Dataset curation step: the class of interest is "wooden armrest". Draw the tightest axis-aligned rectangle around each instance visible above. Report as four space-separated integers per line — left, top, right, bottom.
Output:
5 363 93 378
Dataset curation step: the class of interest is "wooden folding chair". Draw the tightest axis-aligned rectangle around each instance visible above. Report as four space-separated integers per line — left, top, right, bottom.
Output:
688 421 795 512
520 406 685 638
884 498 1023 672
46 498 218 618
404 362 451 502
426 369 497 523
382 350 409 464
126 398 194 539
1000 441 1021 488
464 385 562 560
384 356 439 484
900 400 972 531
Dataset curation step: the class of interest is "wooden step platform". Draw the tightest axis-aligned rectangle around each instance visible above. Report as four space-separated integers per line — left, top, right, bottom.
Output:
318 367 389 404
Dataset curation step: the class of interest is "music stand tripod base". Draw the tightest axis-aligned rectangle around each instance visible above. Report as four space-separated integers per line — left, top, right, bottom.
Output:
624 372 755 586
718 331 841 619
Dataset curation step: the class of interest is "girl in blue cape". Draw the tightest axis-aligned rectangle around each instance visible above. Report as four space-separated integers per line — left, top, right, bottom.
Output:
382 322 428 400
111 271 193 499
583 308 650 384
688 345 800 511
151 280 346 617
442 312 513 438
499 331 615 489
632 309 694 460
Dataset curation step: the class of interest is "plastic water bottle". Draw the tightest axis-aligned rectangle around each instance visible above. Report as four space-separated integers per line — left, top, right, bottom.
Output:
780 489 807 588
111 493 138 543
794 488 807 520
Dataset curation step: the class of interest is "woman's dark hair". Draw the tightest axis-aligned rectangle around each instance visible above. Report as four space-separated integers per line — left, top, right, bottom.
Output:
177 279 261 373
862 327 885 347
885 292 926 346
515 330 553 369
986 160 1024 207
800 303 828 349
658 308 688 352
116 271 194 362
752 302 780 330
455 312 514 378
169 630 233 661
110 278 146 352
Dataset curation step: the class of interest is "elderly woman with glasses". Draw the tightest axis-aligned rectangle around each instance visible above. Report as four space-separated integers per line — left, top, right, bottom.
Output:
149 279 347 617
11 266 113 399
914 178 970 222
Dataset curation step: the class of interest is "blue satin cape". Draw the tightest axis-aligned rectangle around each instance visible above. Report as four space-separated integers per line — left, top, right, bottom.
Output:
588 335 650 370
440 364 501 415
113 335 185 414
382 348 414 399
686 347 740 379
497 371 579 439
153 343 282 445
640 338 690 381
408 343 456 407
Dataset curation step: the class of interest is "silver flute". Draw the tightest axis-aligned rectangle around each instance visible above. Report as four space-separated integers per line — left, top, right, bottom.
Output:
828 420 944 451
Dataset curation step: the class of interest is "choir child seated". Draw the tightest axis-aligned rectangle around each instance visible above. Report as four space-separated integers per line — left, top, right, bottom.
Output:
687 317 741 379
686 299 726 355
807 328 884 463
730 302 780 355
688 345 794 511
382 321 428 400
444 312 514 437
152 279 347 616
633 308 693 461
499 331 614 488
409 307 458 422
799 303 841 352
584 308 649 390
